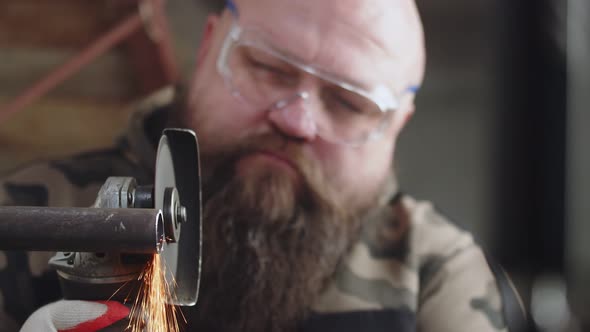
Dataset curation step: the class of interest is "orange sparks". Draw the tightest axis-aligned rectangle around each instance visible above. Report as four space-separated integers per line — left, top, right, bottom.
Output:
127 254 183 332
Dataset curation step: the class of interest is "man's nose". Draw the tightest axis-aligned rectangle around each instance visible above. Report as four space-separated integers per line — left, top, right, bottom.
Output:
267 92 318 141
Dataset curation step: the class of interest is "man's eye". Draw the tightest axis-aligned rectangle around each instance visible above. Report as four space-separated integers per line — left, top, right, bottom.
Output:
246 56 298 86
327 91 364 114
251 60 286 75
243 52 287 74
339 97 363 113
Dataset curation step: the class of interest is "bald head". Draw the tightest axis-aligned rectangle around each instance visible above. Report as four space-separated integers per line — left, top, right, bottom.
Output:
232 0 425 93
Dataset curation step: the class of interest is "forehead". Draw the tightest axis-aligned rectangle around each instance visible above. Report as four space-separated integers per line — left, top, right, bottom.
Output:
231 0 412 89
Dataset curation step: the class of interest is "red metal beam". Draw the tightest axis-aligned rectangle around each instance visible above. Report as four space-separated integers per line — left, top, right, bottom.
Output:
0 11 143 123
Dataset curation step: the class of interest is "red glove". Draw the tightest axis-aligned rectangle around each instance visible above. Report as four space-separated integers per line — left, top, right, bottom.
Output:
20 300 129 332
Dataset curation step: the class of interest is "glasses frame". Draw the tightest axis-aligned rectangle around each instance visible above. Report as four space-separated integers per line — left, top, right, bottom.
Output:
216 1 419 146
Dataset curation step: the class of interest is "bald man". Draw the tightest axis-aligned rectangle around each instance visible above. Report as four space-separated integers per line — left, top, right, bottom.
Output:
2 0 525 331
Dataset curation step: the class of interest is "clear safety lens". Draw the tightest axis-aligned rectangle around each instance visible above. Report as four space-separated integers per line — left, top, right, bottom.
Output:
223 43 390 144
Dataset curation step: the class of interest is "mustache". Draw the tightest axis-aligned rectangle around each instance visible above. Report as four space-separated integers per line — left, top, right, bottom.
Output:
201 133 325 200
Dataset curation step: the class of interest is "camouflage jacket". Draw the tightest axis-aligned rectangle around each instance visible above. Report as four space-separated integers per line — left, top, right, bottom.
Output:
0 87 526 332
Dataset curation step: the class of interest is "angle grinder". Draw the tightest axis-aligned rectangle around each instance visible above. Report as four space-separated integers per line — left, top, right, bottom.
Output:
0 128 202 306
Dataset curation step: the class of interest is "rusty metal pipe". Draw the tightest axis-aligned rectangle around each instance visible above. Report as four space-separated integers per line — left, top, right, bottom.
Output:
0 207 164 253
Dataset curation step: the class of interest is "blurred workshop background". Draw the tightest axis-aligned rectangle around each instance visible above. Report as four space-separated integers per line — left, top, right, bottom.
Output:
0 0 587 331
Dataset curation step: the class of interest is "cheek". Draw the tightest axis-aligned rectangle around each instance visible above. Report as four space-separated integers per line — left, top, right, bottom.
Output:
316 141 394 203
184 73 266 154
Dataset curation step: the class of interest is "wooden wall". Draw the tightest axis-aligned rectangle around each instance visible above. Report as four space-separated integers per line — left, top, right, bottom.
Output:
0 0 219 174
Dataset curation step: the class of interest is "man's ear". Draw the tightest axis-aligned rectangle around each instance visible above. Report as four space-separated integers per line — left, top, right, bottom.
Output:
392 97 415 133
402 103 415 127
195 15 220 68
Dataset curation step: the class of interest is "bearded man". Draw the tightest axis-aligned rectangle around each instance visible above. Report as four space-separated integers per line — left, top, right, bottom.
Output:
0 0 526 331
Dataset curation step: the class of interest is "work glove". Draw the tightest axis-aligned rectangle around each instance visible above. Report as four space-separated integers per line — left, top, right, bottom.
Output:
20 300 129 332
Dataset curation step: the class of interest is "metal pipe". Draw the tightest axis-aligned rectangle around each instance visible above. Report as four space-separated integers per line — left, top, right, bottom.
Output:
0 207 164 253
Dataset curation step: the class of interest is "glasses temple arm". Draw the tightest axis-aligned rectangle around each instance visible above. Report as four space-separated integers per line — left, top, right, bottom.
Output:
225 0 239 17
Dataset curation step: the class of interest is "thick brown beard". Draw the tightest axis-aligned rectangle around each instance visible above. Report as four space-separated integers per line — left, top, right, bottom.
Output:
183 134 370 332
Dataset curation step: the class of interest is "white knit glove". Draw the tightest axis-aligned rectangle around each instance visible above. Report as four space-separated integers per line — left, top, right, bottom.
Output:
20 300 129 332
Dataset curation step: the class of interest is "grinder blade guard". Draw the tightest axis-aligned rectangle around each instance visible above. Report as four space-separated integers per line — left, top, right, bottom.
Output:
46 128 202 306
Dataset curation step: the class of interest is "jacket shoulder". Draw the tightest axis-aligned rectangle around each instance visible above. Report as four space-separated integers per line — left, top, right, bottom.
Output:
313 195 524 332
0 148 140 208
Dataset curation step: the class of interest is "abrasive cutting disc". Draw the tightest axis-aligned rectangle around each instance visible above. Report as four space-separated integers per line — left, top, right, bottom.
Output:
154 129 202 306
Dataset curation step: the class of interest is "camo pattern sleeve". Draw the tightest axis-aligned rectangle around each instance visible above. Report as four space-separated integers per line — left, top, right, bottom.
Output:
406 196 510 332
308 194 519 332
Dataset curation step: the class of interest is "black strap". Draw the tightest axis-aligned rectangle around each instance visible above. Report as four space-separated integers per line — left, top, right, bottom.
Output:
300 308 416 332
484 252 531 332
